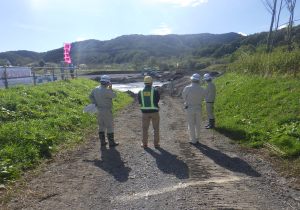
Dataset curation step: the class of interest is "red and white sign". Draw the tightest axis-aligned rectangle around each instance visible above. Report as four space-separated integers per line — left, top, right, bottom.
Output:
64 43 72 64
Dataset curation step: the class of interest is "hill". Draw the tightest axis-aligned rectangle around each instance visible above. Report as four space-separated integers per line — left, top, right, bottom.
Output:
1 25 299 67
193 24 300 58
0 50 41 66
0 33 242 66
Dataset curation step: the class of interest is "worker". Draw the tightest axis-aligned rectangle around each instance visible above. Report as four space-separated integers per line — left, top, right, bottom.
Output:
169 78 175 96
138 76 160 148
89 75 119 147
203 73 216 129
182 73 206 144
69 63 75 79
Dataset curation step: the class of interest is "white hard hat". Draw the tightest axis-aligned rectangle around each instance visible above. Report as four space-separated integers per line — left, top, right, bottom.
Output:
100 75 111 83
190 73 200 81
203 73 212 81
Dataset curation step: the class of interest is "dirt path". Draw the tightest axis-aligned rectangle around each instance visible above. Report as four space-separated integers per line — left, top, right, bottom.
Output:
2 94 300 210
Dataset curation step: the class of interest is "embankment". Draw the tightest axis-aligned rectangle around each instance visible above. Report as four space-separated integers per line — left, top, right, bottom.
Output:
0 78 133 184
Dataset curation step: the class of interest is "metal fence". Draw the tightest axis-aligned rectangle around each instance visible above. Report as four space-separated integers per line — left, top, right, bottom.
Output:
0 66 145 89
0 66 81 89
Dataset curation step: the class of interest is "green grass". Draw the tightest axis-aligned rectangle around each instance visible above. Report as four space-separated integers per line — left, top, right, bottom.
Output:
214 73 300 158
229 46 300 76
0 79 133 184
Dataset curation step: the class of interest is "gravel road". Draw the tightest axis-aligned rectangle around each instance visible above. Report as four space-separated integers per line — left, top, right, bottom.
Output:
1 92 300 210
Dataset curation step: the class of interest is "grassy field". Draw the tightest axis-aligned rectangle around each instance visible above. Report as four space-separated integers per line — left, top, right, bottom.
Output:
0 79 133 184
214 73 300 158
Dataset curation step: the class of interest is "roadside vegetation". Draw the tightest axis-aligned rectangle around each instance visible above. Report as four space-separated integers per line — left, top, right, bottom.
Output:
229 45 300 76
215 72 300 157
211 19 300 159
0 79 133 184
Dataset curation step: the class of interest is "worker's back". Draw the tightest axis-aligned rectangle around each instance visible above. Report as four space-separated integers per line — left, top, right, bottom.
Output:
182 83 206 108
90 86 116 110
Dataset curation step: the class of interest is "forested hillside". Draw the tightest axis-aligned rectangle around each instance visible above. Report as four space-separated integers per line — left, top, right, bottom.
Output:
0 51 41 66
0 25 299 72
0 33 242 66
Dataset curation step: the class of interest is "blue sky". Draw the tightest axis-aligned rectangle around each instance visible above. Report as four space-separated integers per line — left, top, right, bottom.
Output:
0 0 299 52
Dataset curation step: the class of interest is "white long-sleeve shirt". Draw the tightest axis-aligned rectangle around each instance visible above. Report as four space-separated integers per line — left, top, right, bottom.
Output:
89 86 116 110
205 81 216 103
182 82 206 108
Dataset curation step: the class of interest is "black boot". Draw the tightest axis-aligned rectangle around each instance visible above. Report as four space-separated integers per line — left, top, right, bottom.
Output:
205 119 215 129
99 132 107 146
205 121 210 129
107 133 119 147
211 119 215 128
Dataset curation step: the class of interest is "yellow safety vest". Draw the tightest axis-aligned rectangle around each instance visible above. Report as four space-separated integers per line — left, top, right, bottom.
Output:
140 87 158 110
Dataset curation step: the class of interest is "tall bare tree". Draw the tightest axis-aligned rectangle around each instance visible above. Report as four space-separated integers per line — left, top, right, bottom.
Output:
285 0 297 50
261 0 278 51
275 0 286 30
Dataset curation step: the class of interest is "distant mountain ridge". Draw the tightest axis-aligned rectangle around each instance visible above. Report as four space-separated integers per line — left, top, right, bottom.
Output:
1 25 299 66
0 33 242 66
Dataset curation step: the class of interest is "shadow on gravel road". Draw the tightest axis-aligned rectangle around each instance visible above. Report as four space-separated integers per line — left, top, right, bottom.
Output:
83 147 131 182
145 147 189 179
215 127 247 141
193 143 261 177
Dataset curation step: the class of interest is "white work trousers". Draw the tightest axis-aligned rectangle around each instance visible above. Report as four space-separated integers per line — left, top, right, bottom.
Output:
206 102 215 120
97 109 114 133
186 108 201 143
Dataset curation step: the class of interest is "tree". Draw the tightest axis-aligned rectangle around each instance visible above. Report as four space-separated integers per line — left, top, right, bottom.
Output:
39 60 45 67
285 0 297 50
147 56 157 68
275 0 286 30
132 53 146 70
261 0 278 51
0 59 8 66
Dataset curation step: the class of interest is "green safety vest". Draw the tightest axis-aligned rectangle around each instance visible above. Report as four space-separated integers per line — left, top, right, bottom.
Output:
140 87 158 110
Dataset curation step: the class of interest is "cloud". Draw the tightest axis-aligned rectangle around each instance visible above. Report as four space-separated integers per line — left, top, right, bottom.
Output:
145 0 208 7
278 24 288 30
28 0 106 12
238 32 248 36
15 23 53 32
151 23 172 35
29 0 49 10
76 37 87 42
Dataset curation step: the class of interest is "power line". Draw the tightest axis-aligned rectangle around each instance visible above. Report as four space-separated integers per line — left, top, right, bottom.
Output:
278 18 300 27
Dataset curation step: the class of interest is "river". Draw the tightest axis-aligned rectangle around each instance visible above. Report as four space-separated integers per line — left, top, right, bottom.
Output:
0 75 166 91
112 81 166 94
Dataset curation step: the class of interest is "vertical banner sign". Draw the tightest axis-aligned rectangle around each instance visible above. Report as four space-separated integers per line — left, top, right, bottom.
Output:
64 43 71 64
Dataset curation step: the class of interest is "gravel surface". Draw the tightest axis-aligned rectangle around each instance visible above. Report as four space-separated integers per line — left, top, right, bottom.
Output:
1 89 300 210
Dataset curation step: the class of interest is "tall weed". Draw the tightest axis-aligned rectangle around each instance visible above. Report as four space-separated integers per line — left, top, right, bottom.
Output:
229 46 300 76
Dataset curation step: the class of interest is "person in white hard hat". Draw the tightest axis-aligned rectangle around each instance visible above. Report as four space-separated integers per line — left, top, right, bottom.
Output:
89 75 119 147
203 73 216 129
182 73 206 144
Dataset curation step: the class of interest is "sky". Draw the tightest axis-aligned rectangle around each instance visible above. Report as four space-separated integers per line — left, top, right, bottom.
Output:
0 0 299 53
